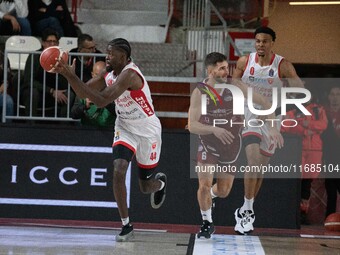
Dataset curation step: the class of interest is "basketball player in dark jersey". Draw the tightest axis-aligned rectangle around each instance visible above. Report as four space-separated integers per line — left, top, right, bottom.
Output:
188 52 279 238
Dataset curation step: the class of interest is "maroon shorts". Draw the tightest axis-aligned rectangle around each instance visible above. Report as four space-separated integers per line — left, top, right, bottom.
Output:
197 133 242 165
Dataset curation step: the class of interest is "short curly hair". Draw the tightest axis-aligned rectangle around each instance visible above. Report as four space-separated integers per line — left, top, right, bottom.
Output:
255 26 276 41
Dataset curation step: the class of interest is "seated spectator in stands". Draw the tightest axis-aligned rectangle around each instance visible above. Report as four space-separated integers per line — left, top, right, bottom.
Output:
322 85 340 217
28 0 77 37
69 33 105 82
22 28 75 117
282 94 328 224
71 61 116 128
0 0 31 35
0 50 14 120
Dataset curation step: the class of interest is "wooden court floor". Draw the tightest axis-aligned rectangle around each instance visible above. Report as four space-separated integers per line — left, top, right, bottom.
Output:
0 219 339 255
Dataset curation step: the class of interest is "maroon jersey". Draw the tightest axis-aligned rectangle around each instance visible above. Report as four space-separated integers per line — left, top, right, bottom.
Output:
197 82 243 164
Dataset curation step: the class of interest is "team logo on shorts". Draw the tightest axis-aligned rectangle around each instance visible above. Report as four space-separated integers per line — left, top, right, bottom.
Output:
114 131 120 141
152 142 157 149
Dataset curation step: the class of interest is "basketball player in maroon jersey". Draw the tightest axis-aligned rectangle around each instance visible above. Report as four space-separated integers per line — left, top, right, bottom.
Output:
188 52 282 238
232 27 304 234
54 38 167 242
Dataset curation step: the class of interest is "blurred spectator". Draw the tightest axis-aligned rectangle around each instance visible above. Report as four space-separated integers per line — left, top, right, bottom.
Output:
69 33 105 82
71 61 116 128
282 96 328 224
21 28 75 117
322 85 340 217
166 17 184 44
0 50 14 120
0 0 31 35
28 0 77 37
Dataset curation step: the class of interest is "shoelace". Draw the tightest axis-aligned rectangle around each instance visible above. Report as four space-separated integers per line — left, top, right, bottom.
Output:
240 211 254 226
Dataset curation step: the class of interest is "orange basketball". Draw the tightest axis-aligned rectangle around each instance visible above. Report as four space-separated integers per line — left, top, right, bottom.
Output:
40 46 68 73
324 213 340 232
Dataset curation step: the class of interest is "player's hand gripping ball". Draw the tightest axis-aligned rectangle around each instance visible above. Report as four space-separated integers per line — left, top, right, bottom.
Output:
40 46 68 73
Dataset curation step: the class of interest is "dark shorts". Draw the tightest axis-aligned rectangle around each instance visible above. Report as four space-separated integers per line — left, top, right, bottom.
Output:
197 133 242 165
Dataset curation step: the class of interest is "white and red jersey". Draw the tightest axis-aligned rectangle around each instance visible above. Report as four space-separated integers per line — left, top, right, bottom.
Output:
241 52 284 109
106 62 161 165
105 61 156 121
241 52 284 156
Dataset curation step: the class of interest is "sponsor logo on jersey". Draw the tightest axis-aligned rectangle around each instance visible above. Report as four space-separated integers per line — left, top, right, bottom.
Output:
197 82 223 107
248 76 276 86
107 79 114 86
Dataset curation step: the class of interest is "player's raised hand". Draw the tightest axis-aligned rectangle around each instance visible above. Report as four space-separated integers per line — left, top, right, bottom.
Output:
213 126 234 145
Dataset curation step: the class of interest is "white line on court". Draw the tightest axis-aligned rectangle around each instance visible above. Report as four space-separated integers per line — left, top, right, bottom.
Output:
0 143 112 153
300 234 340 239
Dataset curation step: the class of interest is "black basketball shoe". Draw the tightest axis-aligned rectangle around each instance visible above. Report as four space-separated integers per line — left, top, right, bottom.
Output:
151 172 167 209
116 223 134 242
197 220 215 239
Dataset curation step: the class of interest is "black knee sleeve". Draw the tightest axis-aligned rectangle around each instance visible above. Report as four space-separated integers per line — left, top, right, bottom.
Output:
112 144 134 162
243 135 261 148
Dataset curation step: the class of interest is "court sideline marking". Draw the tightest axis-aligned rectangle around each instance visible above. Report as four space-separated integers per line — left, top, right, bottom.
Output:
188 234 265 255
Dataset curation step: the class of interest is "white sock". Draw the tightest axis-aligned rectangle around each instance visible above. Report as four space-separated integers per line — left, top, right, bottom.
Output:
121 217 130 226
159 180 165 190
201 209 213 223
210 187 217 199
241 197 254 212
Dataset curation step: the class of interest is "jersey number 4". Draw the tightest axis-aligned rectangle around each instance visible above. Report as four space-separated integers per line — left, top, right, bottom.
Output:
150 152 157 161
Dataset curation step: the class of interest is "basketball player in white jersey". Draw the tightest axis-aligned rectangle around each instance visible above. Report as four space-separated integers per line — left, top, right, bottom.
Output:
54 38 167 242
232 27 304 234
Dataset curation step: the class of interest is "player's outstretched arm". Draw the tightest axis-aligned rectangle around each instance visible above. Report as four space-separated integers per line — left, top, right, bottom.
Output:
55 58 139 108
54 58 104 100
